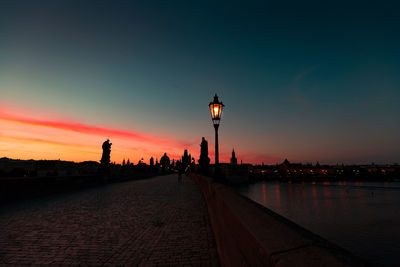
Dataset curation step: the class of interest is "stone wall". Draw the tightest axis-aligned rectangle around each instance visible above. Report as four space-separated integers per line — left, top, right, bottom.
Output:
191 174 367 267
0 172 159 203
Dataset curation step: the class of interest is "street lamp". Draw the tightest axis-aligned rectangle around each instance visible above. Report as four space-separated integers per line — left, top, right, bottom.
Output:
209 94 224 171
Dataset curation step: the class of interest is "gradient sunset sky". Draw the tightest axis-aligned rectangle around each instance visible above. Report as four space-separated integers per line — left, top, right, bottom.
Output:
1 0 399 164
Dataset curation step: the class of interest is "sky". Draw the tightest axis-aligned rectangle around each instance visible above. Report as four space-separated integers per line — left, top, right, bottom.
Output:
0 0 399 165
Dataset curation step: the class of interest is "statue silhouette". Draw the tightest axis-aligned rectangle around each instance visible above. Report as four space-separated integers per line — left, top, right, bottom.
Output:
199 137 210 174
100 139 112 166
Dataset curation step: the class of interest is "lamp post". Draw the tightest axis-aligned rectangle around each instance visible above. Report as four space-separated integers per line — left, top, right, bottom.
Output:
209 94 224 173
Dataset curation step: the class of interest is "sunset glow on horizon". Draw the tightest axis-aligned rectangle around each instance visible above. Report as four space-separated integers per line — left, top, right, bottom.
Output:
1 1 399 165
0 105 202 164
0 103 284 164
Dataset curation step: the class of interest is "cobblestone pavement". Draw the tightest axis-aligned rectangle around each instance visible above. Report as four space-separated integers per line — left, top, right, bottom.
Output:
0 175 219 266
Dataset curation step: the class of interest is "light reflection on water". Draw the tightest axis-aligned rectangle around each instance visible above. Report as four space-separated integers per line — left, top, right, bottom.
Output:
237 181 400 266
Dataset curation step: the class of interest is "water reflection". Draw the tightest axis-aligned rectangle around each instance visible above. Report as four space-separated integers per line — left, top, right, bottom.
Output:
323 186 333 212
275 183 281 209
261 183 267 205
311 185 318 210
237 181 400 266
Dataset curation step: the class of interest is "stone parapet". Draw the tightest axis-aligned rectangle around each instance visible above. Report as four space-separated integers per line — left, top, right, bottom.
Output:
191 173 368 267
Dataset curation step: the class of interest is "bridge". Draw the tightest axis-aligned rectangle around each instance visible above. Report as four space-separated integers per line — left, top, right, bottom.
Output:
0 175 219 266
0 173 367 266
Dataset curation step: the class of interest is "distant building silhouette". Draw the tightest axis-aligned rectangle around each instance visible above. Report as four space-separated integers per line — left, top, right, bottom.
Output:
182 149 191 169
160 153 170 173
282 159 291 170
198 137 210 174
160 153 170 166
100 139 112 166
138 158 144 165
230 149 238 165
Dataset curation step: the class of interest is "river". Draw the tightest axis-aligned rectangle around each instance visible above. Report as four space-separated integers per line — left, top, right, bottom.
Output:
237 181 400 266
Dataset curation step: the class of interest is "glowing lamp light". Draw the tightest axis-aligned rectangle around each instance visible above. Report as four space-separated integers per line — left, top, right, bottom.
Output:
209 94 224 126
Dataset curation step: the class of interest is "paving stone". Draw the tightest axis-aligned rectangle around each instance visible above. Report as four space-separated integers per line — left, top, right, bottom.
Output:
0 174 219 266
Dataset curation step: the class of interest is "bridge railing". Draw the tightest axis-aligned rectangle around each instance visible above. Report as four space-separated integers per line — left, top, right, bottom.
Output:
190 173 368 267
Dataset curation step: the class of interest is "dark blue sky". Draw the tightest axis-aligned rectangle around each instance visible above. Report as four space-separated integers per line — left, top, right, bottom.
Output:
1 0 399 164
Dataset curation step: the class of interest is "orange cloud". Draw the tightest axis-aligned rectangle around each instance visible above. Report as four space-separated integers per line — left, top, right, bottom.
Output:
0 107 185 148
0 134 98 150
0 105 198 163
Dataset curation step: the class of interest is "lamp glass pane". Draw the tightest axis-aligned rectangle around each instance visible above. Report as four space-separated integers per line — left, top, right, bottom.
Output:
213 105 220 119
209 105 215 119
209 102 223 121
218 104 223 118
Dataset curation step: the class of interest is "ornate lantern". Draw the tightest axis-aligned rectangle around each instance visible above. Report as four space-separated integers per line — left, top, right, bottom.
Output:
209 94 224 127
